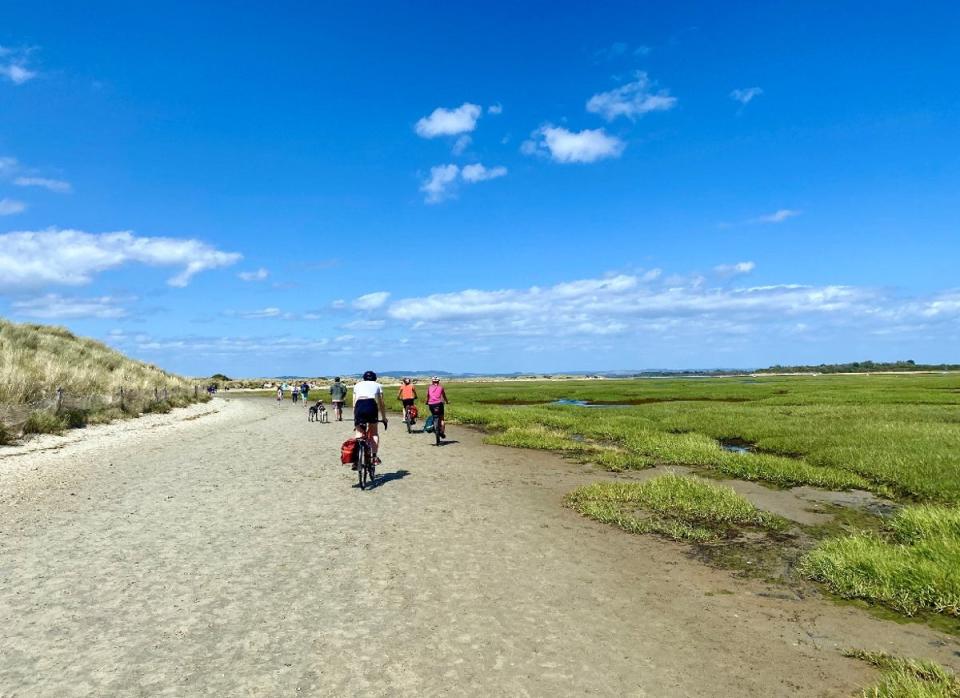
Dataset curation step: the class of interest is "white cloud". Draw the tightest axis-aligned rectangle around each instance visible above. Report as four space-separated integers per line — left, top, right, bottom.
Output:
0 156 18 175
461 163 507 182
14 176 72 193
0 198 27 215
754 209 801 224
238 267 269 282
452 135 472 155
730 87 763 105
420 162 507 203
11 293 129 319
586 72 676 121
714 261 756 276
0 228 242 291
342 319 386 331
0 63 36 85
420 164 460 203
353 291 390 310
523 126 625 164
415 103 482 138
237 307 283 319
488 103 503 115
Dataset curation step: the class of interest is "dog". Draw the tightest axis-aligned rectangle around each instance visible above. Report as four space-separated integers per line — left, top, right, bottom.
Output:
309 401 328 423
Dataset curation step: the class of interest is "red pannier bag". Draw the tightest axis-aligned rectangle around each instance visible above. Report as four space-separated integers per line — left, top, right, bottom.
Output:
408 405 418 420
340 439 357 465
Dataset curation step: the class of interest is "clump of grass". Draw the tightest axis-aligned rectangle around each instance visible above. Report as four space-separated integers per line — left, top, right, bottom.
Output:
566 474 786 543
844 649 960 697
800 505 960 617
22 411 66 435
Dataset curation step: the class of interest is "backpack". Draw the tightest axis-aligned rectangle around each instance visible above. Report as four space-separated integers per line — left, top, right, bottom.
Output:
423 415 435 433
340 439 358 464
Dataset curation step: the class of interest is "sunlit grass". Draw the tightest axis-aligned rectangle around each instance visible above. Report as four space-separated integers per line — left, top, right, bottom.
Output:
446 375 960 503
800 505 960 617
845 649 960 697
565 474 786 543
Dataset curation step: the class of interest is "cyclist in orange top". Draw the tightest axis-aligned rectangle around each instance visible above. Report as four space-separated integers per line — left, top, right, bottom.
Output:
397 378 418 417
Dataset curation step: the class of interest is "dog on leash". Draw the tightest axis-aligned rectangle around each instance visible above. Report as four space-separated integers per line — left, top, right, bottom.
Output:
308 400 328 423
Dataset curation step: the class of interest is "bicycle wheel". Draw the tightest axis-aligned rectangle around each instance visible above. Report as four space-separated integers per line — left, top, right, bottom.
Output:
405 409 412 433
367 461 376 488
357 443 366 490
435 417 442 446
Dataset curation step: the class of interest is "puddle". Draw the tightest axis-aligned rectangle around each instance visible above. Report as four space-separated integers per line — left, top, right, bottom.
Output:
551 399 631 408
719 438 756 454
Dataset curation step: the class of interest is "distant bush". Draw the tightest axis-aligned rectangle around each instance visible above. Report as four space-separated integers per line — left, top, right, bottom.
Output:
22 411 66 435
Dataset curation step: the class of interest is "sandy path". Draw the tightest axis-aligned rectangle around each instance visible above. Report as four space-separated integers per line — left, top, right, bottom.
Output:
1 397 958 696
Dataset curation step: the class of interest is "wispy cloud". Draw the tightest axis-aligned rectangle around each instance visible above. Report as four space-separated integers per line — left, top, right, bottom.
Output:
461 163 507 182
487 103 503 115
11 293 130 319
420 162 508 203
0 228 242 290
0 198 27 216
420 164 461 203
451 134 472 156
14 176 72 193
522 126 624 164
753 209 801 224
0 45 38 85
415 103 482 138
353 291 391 310
586 71 676 121
730 87 763 105
714 261 756 276
238 267 269 282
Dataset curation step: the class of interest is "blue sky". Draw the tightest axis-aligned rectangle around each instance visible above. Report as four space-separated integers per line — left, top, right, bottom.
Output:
1 2 958 375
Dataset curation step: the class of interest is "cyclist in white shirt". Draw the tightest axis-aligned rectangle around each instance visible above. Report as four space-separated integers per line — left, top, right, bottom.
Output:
353 370 388 463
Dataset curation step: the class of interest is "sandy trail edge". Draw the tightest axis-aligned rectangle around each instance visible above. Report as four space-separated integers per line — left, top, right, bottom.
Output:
0 396 957 696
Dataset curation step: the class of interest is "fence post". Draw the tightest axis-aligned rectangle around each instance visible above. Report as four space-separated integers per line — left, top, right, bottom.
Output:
56 387 64 413
154 387 159 402
120 386 125 410
163 387 168 401
194 385 198 398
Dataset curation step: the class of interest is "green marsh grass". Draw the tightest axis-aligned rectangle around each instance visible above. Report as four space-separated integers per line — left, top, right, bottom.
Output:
565 474 786 543
447 375 960 503
845 649 960 698
801 505 960 617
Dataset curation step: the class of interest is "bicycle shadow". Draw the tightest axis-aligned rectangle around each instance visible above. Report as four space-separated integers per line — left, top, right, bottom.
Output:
435 439 459 447
369 469 410 488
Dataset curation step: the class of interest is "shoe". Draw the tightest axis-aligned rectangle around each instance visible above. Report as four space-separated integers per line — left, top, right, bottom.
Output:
373 456 382 465
350 463 358 471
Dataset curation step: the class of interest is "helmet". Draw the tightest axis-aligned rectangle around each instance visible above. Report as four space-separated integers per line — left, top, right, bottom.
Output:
362 370 377 381
431 376 440 383
403 378 411 384
334 376 341 382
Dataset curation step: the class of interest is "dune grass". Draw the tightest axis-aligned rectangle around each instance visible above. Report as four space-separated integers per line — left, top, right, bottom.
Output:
800 505 960 617
446 374 960 503
845 649 960 697
0 318 205 441
565 474 786 543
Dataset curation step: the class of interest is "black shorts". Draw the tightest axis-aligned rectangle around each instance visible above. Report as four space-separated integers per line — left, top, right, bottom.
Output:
402 398 415 408
354 399 379 426
428 403 445 418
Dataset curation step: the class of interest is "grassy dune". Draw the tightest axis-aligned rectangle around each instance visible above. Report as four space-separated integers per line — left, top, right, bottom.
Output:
0 318 205 441
845 650 960 697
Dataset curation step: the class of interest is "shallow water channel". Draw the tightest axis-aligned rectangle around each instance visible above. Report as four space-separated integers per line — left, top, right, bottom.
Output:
551 399 631 408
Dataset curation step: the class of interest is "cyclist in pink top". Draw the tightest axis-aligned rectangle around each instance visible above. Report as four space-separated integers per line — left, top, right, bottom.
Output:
426 376 449 438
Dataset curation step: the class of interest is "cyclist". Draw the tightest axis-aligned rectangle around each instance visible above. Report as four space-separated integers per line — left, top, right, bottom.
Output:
397 378 418 423
426 376 449 438
329 377 347 421
353 370 388 464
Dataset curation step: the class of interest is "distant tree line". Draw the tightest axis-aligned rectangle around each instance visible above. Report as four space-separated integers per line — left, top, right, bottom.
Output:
756 360 960 374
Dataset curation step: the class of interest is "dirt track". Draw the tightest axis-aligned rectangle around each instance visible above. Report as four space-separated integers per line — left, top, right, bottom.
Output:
1 397 958 696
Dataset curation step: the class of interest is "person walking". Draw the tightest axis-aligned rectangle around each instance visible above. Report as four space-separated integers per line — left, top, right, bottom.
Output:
276 385 283 407
301 381 310 406
330 377 347 421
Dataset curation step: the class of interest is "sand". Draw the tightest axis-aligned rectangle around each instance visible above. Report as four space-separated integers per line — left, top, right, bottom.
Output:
1 396 958 696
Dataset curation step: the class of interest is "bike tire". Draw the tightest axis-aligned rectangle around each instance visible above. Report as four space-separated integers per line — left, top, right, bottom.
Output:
435 419 442 446
367 462 375 488
405 412 412 433
357 445 366 490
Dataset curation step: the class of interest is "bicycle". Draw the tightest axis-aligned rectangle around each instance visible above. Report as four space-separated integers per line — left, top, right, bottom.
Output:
354 419 387 490
402 403 418 433
426 405 445 446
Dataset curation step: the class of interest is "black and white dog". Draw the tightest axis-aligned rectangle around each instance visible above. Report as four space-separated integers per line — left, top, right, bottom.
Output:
308 400 328 423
